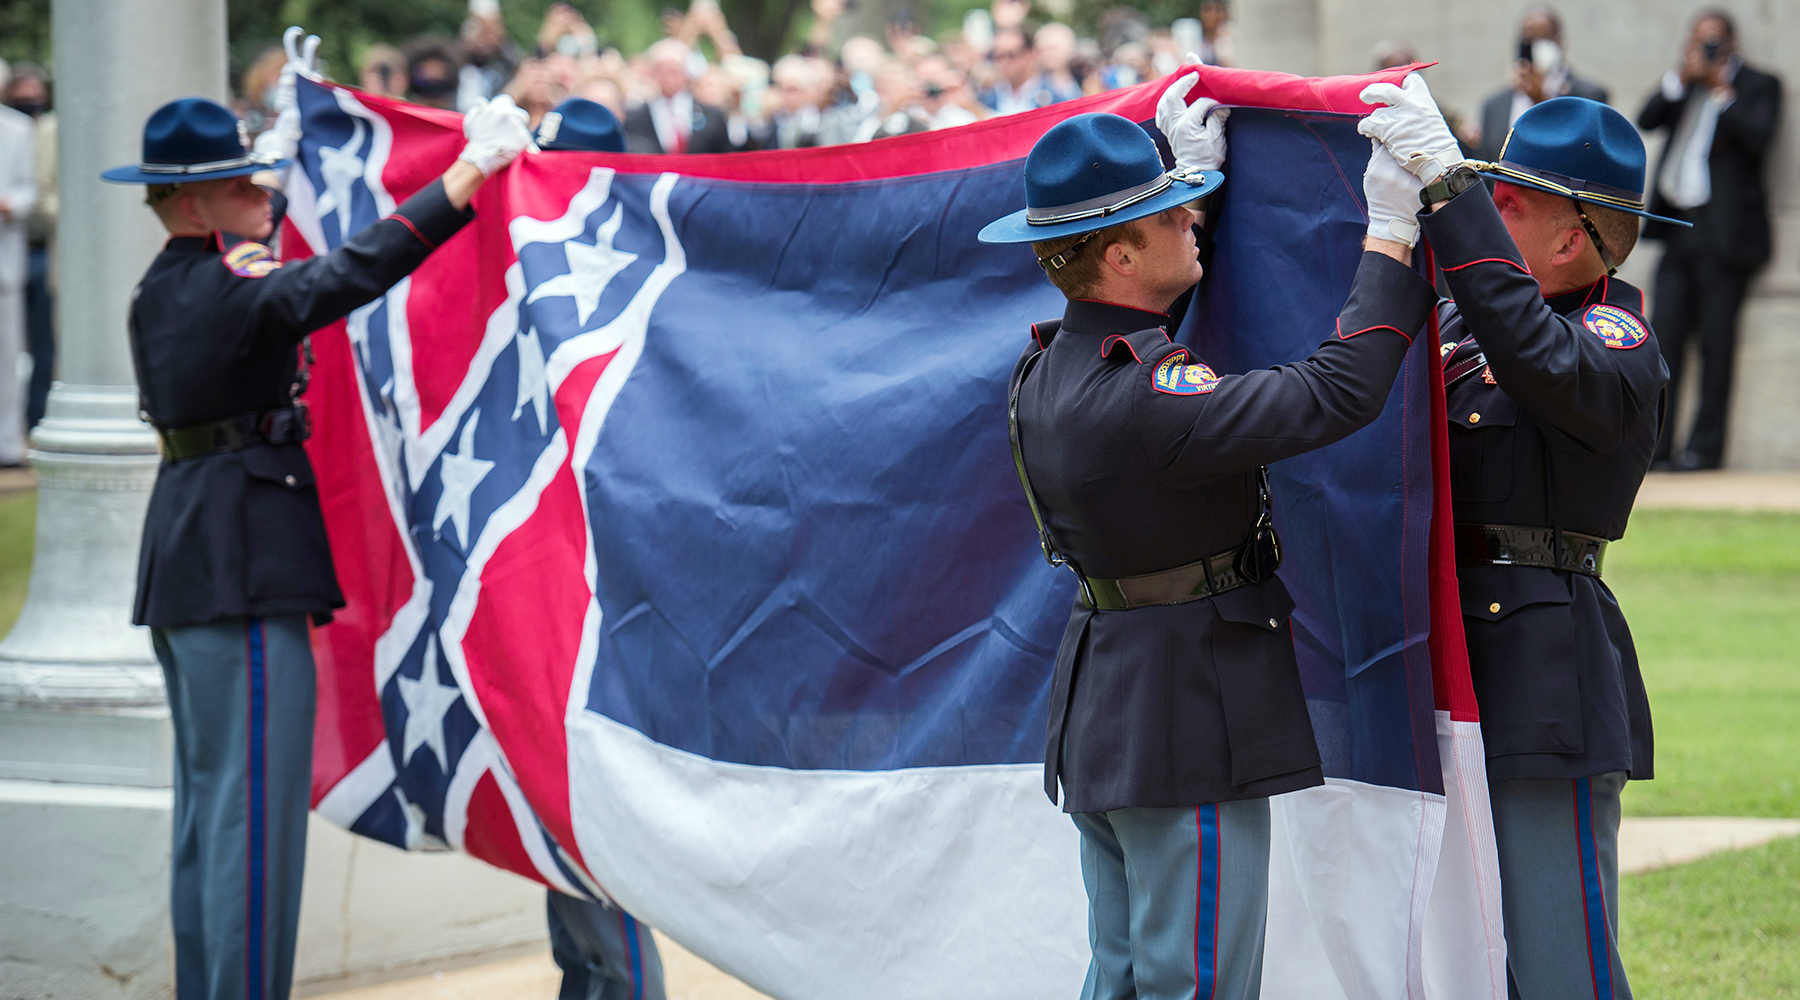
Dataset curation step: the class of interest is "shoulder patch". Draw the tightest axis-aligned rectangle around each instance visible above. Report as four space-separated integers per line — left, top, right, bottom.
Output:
1152 350 1220 395
1583 304 1648 350
222 241 281 278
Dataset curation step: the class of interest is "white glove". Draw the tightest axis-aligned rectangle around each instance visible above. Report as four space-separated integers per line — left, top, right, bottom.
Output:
1357 73 1462 184
1156 71 1229 173
252 27 320 164
459 95 534 176
1364 138 1424 246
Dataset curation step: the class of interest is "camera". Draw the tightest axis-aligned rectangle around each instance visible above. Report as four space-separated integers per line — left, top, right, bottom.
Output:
1702 38 1724 64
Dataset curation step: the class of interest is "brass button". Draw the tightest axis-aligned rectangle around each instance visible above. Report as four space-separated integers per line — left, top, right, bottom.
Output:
1468 413 1481 424
284 475 297 487
1488 602 1501 613
1268 618 1279 629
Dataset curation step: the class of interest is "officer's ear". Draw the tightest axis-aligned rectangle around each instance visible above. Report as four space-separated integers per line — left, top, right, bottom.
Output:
1102 238 1139 278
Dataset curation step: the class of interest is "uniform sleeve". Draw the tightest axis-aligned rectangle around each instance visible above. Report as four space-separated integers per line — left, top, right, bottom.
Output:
236 179 475 355
1419 185 1668 453
1134 250 1437 488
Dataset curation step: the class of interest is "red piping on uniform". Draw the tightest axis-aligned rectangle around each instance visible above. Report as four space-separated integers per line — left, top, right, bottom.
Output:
1337 318 1416 343
1030 323 1044 351
1443 256 1530 275
390 213 438 250
1100 335 1144 363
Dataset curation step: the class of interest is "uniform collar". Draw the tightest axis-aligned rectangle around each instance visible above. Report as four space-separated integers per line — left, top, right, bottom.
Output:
164 233 223 253
1061 298 1170 336
1543 275 1610 315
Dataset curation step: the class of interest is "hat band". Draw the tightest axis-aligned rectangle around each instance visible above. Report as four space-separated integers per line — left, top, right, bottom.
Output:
1475 157 1646 212
136 151 283 176
1027 172 1178 226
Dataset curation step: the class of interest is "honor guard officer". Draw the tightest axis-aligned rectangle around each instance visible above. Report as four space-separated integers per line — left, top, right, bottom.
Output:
533 92 671 1000
100 37 534 1000
535 96 629 154
1359 79 1678 999
979 71 1438 1000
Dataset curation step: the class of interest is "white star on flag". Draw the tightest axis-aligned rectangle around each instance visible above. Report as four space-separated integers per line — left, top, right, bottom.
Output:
514 326 549 434
396 634 461 771
433 409 495 547
314 118 367 238
525 203 637 326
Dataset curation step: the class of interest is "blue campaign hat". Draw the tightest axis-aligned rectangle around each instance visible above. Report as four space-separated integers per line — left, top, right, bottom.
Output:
978 112 1222 245
101 97 288 184
1475 97 1689 226
536 98 626 153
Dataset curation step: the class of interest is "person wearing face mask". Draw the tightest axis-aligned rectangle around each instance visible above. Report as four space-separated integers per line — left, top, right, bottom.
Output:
101 27 533 999
1470 6 1607 164
3 61 53 430
405 36 465 111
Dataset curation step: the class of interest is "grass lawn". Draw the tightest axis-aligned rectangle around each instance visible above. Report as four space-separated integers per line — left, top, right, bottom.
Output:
1606 509 1800 819
0 490 35 634
1623 834 1800 998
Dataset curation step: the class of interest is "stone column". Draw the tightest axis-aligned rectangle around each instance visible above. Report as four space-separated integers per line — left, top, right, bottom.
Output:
0 0 225 995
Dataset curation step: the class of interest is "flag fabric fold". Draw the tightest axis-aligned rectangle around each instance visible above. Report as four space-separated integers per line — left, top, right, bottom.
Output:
288 64 1503 999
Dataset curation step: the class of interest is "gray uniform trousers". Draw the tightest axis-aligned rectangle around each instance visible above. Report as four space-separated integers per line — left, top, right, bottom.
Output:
547 890 666 1000
154 616 315 1000
1490 772 1632 1000
1072 799 1271 1000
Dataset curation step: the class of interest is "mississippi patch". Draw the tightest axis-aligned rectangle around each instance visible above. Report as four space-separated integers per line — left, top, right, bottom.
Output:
223 241 281 278
1583 304 1648 350
1152 351 1220 395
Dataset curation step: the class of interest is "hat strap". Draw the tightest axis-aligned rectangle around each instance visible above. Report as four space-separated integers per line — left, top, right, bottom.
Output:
1027 172 1175 227
1571 199 1618 277
136 151 283 176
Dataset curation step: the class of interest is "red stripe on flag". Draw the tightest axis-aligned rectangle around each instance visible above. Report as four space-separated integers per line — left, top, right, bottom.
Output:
1422 247 1478 721
463 770 551 886
296 220 411 804
332 62 1424 188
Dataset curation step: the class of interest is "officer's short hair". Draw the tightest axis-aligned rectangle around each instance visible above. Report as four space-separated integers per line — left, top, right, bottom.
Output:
1032 220 1150 298
1567 201 1640 267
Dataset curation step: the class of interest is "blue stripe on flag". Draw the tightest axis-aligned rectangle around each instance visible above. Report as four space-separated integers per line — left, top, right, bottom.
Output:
1573 778 1614 999
1195 804 1220 1000
247 618 267 1000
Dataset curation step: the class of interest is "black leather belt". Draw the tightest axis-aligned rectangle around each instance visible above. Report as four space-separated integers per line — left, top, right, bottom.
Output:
157 406 311 462
1080 538 1271 610
1454 523 1609 578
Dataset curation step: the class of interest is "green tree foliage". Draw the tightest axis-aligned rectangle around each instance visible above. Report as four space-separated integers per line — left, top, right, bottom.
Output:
0 0 52 68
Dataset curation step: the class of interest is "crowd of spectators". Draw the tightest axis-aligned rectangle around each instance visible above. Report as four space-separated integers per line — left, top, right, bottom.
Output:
229 0 1240 154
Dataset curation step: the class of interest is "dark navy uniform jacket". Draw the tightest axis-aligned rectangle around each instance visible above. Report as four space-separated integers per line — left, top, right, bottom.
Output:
130 180 474 628
1421 185 1665 782
1015 251 1437 813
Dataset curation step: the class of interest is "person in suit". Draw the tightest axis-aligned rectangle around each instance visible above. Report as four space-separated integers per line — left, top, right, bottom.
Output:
1471 6 1608 163
1638 9 1782 470
101 30 533 997
0 64 35 467
622 39 734 155
978 71 1439 999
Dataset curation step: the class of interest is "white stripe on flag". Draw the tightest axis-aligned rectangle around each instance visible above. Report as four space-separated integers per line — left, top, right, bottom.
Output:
565 708 1088 1000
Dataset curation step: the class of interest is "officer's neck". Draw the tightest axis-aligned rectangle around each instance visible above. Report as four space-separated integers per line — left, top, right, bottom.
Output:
1535 259 1607 297
1089 275 1183 317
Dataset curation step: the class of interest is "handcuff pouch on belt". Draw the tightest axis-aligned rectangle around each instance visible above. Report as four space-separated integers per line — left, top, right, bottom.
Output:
1009 346 1281 611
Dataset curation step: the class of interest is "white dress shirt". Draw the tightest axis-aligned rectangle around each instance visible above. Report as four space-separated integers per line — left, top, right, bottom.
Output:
647 91 694 154
1658 61 1739 210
